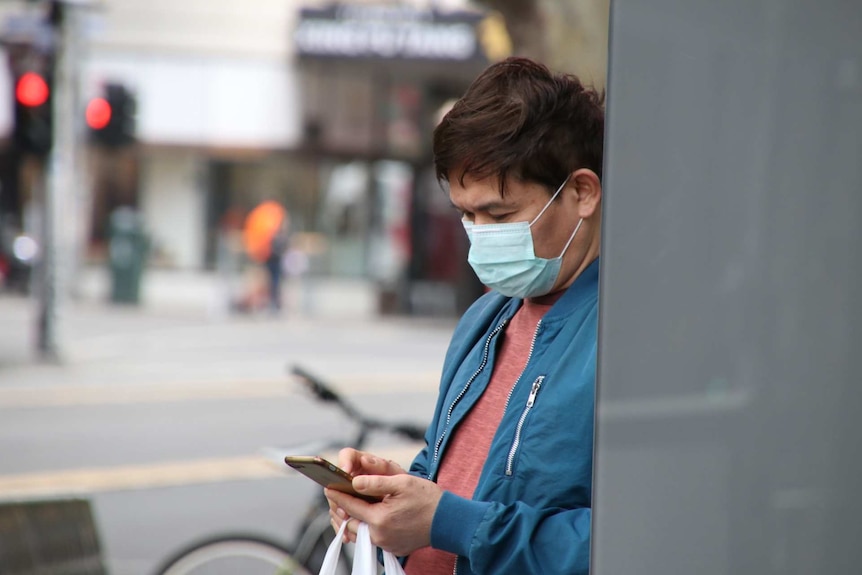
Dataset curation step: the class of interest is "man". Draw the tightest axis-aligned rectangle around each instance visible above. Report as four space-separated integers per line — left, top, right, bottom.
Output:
326 56 604 574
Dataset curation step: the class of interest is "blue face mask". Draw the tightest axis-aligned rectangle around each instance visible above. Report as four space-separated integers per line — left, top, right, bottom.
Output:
462 178 584 298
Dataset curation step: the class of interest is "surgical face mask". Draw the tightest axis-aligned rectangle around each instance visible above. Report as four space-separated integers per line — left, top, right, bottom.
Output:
462 178 583 298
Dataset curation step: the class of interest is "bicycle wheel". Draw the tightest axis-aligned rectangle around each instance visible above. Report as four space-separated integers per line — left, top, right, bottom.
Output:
155 534 312 575
293 511 351 575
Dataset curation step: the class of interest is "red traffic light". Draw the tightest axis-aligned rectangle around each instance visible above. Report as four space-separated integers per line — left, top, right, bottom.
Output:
16 72 50 108
85 97 112 130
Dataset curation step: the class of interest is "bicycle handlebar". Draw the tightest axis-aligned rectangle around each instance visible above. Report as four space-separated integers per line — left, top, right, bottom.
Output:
391 423 427 442
290 365 341 403
289 364 427 443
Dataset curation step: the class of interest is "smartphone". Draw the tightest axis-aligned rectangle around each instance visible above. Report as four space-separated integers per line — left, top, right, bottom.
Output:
284 455 381 502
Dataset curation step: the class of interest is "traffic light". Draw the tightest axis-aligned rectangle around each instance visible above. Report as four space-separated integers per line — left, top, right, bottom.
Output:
13 69 53 157
86 83 136 148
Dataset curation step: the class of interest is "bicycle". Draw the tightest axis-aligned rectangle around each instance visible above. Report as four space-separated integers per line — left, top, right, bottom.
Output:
153 364 427 575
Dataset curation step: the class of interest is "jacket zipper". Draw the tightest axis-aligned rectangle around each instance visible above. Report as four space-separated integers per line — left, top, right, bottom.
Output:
444 314 541 575
428 319 508 479
449 374 543 575
505 375 545 476
500 319 543 419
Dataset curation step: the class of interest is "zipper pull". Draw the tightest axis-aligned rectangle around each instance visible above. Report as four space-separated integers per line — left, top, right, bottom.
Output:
525 376 544 407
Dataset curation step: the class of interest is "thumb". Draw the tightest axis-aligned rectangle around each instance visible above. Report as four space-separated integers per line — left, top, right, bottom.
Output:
353 474 399 497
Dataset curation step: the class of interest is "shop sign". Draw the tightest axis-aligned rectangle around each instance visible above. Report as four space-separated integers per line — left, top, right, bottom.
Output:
294 4 489 62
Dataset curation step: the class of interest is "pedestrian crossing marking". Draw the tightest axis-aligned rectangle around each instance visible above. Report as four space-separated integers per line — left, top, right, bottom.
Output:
0 445 423 500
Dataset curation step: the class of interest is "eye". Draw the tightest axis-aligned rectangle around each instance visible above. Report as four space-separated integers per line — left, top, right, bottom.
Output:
449 200 472 221
489 211 514 222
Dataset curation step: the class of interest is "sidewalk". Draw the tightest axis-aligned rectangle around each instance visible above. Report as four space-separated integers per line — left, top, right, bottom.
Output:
74 265 379 320
0 266 378 366
0 266 457 384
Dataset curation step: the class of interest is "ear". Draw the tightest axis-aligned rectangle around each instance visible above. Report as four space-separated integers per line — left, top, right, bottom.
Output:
569 168 602 218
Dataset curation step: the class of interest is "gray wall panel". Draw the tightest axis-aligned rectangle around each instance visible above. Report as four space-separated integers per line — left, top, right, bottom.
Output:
594 1 862 573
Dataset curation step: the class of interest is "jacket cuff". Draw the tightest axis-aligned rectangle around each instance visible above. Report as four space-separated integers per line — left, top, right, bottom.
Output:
430 491 491 557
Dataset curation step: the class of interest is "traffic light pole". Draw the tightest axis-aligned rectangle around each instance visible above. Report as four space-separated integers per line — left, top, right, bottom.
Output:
38 1 81 360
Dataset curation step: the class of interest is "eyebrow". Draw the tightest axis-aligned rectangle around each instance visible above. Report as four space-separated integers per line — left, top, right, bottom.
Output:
448 199 510 213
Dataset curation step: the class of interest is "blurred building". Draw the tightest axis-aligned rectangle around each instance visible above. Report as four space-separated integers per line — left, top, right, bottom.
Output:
78 0 307 270
0 0 509 314
292 2 511 313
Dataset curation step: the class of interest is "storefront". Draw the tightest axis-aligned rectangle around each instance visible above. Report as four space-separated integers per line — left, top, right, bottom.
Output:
293 2 510 314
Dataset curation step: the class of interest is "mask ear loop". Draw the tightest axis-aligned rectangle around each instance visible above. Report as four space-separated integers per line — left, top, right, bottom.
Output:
557 218 584 258
529 175 572 227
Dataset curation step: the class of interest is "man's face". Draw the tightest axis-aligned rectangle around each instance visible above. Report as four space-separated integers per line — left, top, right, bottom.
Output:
448 174 579 262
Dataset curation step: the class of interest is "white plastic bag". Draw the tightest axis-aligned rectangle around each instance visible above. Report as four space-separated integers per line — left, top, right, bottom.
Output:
317 521 347 575
318 521 406 575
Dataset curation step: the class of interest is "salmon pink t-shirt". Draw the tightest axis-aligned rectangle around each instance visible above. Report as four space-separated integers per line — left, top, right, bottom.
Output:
405 296 558 575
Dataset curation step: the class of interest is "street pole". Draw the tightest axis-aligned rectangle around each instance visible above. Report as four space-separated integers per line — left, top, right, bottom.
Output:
37 0 82 360
36 4 61 359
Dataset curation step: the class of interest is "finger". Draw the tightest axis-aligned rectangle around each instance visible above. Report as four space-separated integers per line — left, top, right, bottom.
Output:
324 490 348 515
329 506 346 526
325 488 373 521
332 516 352 544
337 448 365 474
358 454 402 476
337 517 353 544
352 474 401 497
341 450 389 476
325 493 346 520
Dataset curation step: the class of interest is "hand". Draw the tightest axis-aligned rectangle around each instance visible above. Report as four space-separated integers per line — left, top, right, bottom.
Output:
336 448 405 477
327 449 407 540
326 474 443 557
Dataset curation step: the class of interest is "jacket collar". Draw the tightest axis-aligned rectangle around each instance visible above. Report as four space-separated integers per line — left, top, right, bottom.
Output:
530 256 600 323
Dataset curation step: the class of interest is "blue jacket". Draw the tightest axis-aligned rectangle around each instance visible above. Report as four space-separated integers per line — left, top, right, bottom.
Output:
409 258 598 575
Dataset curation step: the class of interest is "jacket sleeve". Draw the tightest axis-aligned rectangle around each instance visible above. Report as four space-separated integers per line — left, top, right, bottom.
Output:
430 492 590 575
408 443 431 479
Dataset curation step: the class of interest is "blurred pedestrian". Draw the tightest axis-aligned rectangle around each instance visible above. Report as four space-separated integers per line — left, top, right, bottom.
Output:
266 216 290 311
242 200 290 313
325 56 604 574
